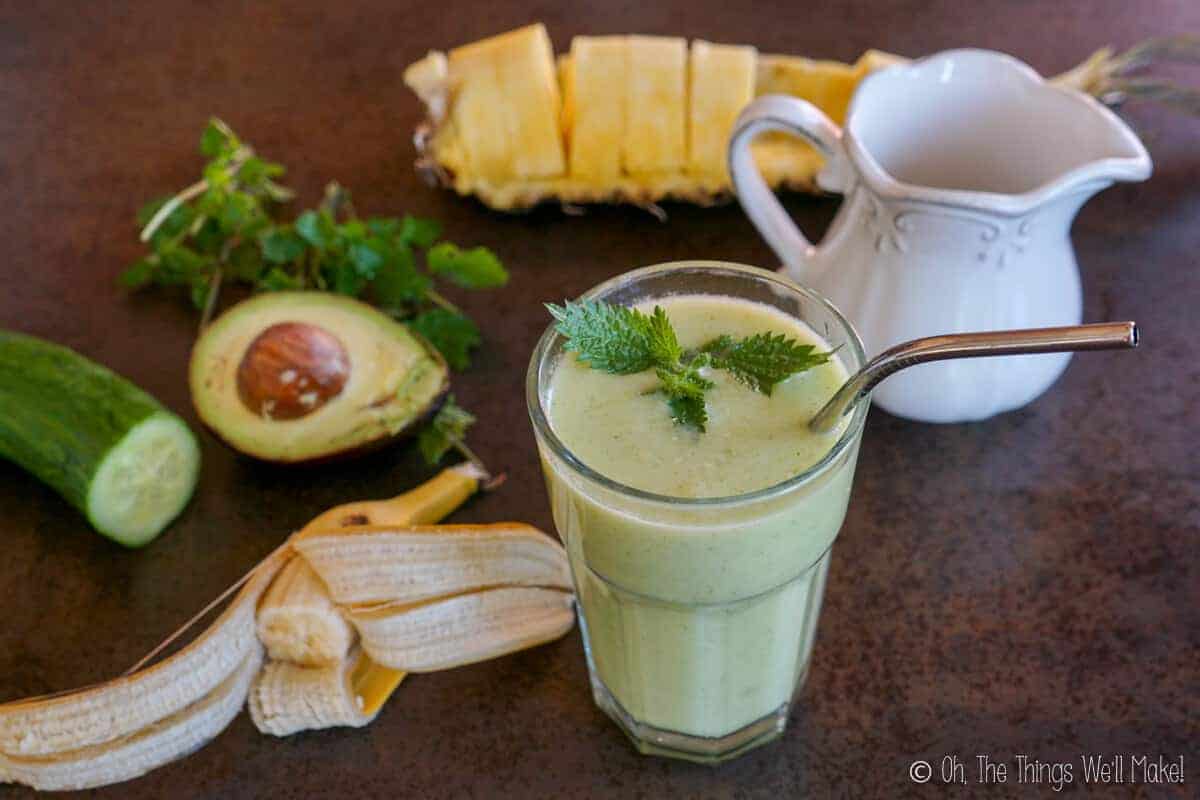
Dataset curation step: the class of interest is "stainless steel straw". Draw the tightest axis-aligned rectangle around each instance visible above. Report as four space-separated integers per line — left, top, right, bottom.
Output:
808 322 1139 432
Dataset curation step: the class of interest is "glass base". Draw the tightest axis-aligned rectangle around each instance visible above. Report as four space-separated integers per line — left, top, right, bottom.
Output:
590 672 802 764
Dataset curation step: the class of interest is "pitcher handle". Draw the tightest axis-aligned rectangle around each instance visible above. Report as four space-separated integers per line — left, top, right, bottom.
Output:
728 95 846 283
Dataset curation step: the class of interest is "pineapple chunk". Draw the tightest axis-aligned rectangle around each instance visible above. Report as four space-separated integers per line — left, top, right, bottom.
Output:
751 137 826 192
567 36 627 180
623 36 687 174
447 47 513 182
688 40 757 178
448 23 565 181
755 54 859 124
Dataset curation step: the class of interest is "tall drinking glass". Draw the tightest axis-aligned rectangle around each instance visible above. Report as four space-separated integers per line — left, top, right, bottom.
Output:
527 262 868 763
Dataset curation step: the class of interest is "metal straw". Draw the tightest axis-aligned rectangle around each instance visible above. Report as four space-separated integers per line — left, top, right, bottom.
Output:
808 322 1139 432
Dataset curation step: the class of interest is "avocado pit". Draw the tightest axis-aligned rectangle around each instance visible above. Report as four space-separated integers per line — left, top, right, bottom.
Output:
237 322 350 420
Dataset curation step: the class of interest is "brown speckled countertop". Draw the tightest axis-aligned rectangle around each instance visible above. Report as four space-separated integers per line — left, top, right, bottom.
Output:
0 1 1196 797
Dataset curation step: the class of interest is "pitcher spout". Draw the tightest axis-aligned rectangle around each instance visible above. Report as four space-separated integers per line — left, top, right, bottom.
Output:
1037 90 1152 196
841 48 1152 217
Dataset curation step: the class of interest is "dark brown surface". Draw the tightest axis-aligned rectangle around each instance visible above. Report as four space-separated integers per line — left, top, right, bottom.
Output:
1 1 1197 797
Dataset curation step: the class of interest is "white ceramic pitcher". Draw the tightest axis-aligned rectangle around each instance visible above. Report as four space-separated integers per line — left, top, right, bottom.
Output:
729 49 1151 423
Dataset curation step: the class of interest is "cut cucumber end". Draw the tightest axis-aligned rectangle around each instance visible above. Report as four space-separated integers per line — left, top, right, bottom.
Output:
86 413 201 547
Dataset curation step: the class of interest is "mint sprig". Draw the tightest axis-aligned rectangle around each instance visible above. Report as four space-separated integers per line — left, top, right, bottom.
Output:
547 300 831 433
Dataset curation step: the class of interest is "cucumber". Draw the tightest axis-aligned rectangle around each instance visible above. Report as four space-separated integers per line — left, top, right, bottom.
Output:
0 331 200 547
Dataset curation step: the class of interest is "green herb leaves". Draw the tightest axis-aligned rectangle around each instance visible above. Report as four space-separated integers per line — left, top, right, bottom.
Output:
417 396 476 464
547 300 831 433
121 118 508 372
409 309 481 371
427 243 509 289
547 301 675 375
696 332 832 396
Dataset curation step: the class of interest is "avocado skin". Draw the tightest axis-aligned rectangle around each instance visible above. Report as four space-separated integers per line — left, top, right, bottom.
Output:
190 292 451 465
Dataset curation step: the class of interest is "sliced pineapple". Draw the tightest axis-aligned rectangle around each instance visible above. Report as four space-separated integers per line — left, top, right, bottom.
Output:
688 40 758 178
567 37 627 180
446 23 565 182
404 25 909 210
623 36 688 175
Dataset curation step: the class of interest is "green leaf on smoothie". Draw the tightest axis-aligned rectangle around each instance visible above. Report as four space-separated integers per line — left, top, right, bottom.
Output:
697 332 831 396
547 300 664 375
547 300 830 433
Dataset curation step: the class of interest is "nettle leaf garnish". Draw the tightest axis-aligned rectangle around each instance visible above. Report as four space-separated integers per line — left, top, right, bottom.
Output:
547 300 832 433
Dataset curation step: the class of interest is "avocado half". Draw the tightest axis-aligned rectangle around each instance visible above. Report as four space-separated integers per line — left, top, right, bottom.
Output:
190 292 449 464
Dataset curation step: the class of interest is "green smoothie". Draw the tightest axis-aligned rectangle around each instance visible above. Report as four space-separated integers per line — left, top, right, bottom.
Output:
540 292 860 744
548 295 848 497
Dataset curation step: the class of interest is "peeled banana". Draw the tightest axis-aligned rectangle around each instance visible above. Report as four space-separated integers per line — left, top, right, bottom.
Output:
405 23 1147 210
252 522 572 734
246 462 576 739
250 461 495 735
250 530 573 735
256 460 490 667
248 648 404 737
257 557 355 667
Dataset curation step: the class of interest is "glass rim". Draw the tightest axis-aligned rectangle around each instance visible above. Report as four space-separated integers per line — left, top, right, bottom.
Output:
525 260 870 508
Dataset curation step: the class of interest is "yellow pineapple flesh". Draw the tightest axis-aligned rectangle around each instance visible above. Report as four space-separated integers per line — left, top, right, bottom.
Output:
756 54 859 124
446 23 565 182
566 36 627 181
623 36 688 175
688 40 758 179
